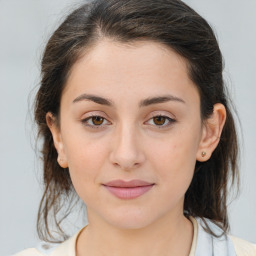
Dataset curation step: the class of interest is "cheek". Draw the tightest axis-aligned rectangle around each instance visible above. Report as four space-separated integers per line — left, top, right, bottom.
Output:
62 134 109 196
150 131 199 189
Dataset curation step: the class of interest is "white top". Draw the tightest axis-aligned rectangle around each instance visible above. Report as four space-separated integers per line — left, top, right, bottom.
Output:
13 217 256 256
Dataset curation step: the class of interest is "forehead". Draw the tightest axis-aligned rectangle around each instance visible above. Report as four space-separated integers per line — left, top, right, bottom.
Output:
63 39 199 106
74 39 188 75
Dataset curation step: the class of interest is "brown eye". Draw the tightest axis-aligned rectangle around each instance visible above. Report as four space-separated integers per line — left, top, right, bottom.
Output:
146 115 176 129
153 116 167 125
81 115 110 129
91 116 104 125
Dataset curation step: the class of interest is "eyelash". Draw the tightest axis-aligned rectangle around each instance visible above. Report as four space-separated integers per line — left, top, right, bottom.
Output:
81 115 110 129
146 115 176 128
81 114 176 129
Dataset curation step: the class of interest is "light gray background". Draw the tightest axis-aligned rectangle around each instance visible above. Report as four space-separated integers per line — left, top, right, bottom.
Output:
0 0 255 255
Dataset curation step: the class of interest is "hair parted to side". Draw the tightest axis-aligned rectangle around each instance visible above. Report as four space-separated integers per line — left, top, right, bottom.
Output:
35 0 239 242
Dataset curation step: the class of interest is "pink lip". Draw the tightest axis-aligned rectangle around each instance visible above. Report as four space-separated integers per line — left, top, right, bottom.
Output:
103 179 155 200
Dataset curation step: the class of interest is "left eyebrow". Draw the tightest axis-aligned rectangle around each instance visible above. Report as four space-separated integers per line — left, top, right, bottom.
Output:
139 95 185 107
72 93 185 107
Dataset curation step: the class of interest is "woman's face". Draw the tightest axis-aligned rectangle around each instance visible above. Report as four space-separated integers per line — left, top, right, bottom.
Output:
49 40 208 229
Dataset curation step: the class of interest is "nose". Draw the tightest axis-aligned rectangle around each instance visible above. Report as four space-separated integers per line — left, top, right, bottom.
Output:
109 124 146 171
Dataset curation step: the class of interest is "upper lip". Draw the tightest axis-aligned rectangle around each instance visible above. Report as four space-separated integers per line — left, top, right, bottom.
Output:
103 179 154 188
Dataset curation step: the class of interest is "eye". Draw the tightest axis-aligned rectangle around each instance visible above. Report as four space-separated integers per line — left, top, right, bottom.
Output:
146 115 176 128
81 115 111 129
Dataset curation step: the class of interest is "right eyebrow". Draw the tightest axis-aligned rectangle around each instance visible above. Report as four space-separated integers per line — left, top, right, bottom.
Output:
73 94 114 106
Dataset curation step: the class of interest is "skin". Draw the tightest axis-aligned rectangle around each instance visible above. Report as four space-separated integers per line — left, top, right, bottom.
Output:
47 39 226 256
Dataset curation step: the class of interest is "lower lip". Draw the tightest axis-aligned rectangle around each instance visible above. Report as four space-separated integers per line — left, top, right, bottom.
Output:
104 185 154 199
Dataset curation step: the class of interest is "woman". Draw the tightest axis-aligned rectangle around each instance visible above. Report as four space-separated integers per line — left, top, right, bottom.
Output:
14 0 256 255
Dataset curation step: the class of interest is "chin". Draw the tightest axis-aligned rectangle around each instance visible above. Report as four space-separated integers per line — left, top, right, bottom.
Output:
101 206 159 230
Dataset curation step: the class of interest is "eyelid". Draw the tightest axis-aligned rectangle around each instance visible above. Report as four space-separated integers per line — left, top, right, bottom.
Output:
81 113 111 129
145 112 176 129
147 111 176 120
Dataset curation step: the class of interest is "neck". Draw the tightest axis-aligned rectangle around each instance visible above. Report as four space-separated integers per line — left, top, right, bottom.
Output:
76 211 193 256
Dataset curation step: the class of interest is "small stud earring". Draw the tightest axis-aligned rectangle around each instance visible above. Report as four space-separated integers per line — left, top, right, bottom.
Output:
201 151 206 157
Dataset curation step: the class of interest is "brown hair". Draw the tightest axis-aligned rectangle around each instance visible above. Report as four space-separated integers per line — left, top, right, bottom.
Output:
35 0 239 242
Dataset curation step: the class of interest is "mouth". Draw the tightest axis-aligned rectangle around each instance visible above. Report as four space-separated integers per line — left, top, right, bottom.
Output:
102 179 155 200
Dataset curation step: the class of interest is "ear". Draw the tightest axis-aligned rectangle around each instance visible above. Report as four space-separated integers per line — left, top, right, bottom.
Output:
46 112 68 168
196 103 226 162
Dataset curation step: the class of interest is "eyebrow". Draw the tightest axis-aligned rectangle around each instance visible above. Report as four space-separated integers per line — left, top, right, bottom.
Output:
73 94 113 106
139 95 185 107
73 93 185 107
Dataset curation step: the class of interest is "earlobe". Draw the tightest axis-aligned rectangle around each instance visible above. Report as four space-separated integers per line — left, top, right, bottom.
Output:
46 112 68 168
196 103 226 162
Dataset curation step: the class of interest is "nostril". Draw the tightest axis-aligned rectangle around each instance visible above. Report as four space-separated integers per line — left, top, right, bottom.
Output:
109 135 146 170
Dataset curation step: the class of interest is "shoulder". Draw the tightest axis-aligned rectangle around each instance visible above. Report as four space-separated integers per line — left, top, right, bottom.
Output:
12 248 45 256
193 217 256 256
229 235 256 256
12 227 85 256
12 241 60 256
